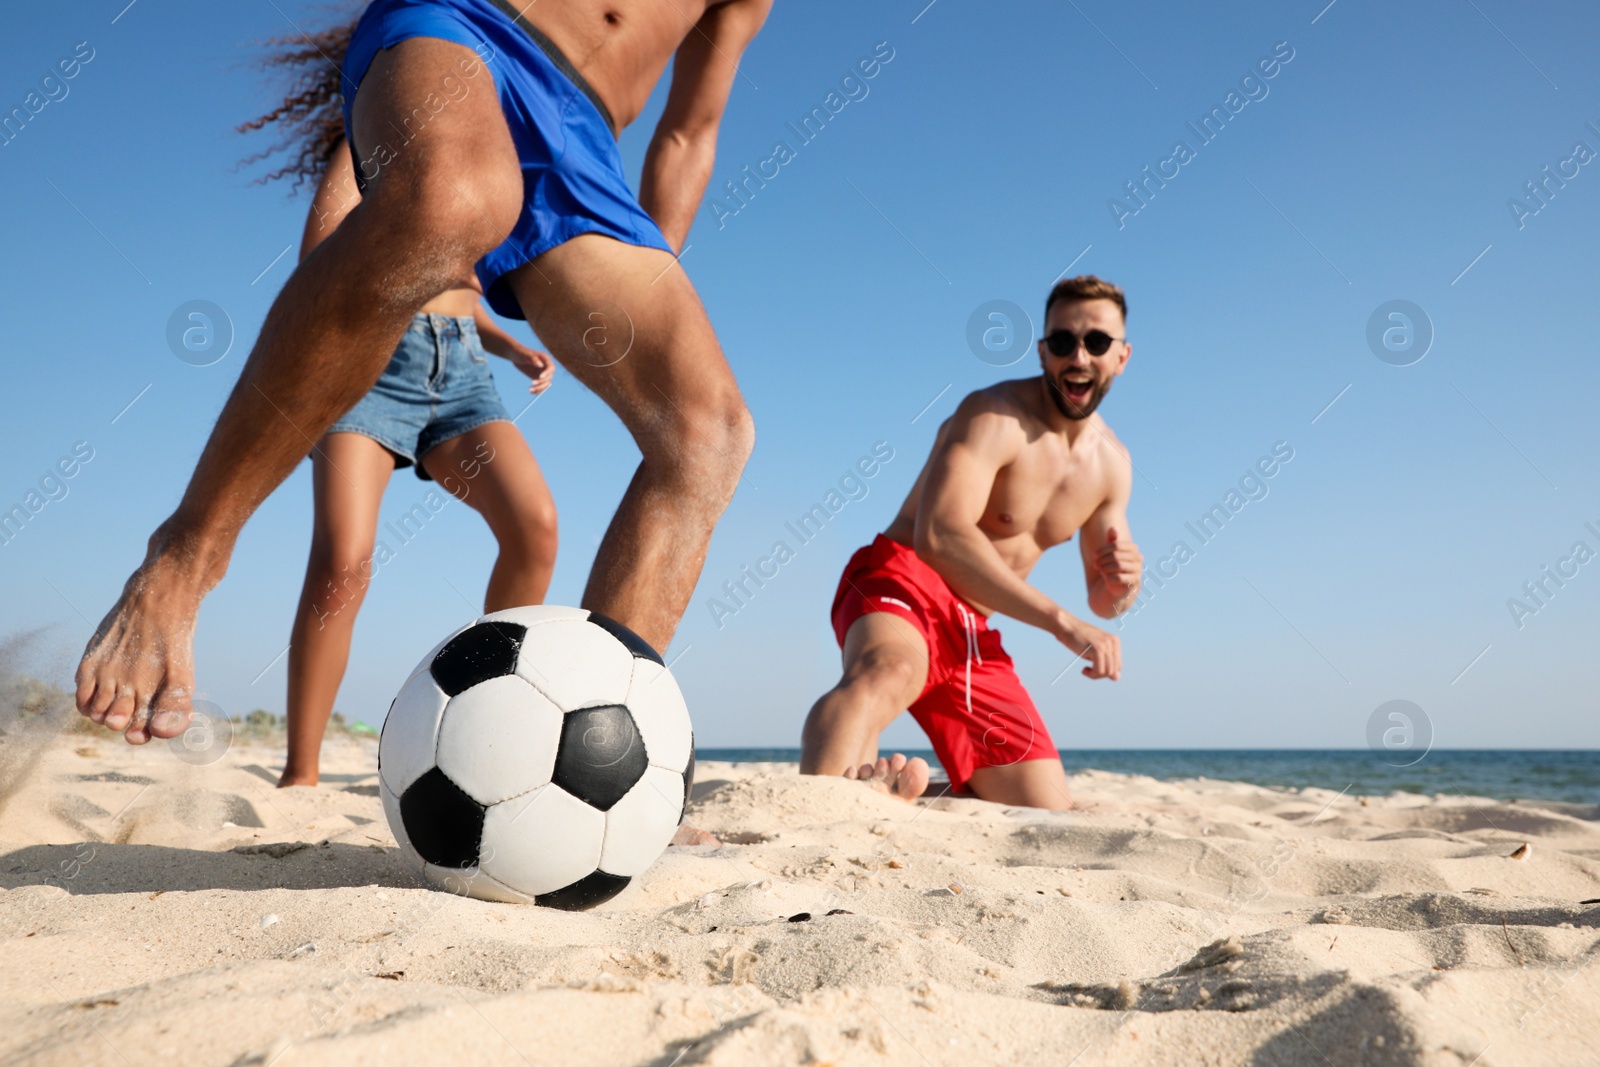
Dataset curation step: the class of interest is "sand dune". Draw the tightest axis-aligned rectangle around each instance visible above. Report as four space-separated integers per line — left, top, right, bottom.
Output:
2 726 1597 1066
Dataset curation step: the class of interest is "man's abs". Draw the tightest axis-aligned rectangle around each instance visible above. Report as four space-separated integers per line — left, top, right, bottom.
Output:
518 0 713 130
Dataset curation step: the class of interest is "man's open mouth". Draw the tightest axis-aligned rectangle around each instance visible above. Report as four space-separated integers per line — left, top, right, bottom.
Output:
1059 375 1095 404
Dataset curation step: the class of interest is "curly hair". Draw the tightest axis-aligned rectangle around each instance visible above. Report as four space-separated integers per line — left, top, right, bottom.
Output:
238 14 361 192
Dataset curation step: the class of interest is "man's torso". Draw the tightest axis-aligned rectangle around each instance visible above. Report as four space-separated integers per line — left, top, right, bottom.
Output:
520 0 723 129
883 379 1122 601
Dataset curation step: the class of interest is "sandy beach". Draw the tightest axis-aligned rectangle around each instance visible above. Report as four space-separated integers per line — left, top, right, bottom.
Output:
2 724 1597 1066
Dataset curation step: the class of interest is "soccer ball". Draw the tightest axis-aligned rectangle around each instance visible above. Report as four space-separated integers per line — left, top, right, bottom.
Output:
378 605 695 910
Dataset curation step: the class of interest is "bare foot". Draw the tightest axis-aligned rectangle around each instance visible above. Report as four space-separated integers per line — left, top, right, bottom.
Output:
844 753 931 801
277 772 319 788
670 824 721 847
75 547 210 745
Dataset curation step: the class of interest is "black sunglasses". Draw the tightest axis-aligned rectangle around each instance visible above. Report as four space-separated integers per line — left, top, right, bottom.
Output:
1041 329 1124 357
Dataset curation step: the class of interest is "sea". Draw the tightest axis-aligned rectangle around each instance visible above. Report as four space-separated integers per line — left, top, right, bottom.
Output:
696 749 1600 807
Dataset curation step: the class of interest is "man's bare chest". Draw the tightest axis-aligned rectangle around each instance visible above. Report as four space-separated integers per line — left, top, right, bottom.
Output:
981 452 1104 549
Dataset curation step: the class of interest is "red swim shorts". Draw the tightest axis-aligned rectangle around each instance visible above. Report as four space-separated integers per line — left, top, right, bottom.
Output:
830 535 1059 791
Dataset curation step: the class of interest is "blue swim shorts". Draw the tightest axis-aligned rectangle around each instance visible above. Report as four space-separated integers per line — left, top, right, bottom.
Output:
328 314 510 480
341 0 674 320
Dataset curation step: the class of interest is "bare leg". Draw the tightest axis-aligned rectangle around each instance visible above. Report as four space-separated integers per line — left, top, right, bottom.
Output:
800 613 932 801
420 421 558 610
280 435 396 787
967 759 1075 811
504 235 754 653
75 38 523 743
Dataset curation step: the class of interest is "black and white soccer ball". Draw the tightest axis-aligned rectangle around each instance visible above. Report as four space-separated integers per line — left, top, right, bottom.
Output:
378 605 694 910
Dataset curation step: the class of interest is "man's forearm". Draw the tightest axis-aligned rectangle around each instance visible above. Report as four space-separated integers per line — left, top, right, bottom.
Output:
919 527 1066 633
639 130 717 252
1089 575 1140 619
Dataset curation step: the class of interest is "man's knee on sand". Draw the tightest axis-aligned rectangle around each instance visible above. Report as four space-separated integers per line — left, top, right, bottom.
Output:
966 760 1073 811
801 647 923 764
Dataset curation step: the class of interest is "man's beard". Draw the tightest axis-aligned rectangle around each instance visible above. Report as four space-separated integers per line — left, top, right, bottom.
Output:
1048 373 1111 421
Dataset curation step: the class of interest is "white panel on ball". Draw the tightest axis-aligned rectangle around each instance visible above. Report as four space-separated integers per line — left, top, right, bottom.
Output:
479 604 590 628
479 784 606 897
419 863 490 898
379 671 451 796
450 869 536 904
435 674 563 805
599 765 685 876
380 780 423 875
626 659 693 772
513 619 634 709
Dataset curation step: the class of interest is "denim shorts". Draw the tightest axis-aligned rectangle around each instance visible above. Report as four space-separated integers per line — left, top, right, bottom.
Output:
328 314 511 480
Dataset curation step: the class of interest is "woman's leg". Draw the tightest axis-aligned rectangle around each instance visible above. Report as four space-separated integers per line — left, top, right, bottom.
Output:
281 434 397 786
420 421 557 611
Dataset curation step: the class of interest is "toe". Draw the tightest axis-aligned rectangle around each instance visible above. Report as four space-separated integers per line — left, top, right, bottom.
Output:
87 676 118 720
102 689 135 731
906 760 931 795
74 672 98 715
148 705 190 741
123 697 155 744
147 673 194 741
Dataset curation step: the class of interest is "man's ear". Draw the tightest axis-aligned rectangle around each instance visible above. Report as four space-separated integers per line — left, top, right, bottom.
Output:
1114 343 1131 376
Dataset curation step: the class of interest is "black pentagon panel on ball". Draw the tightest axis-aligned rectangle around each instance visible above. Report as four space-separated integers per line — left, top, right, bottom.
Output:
551 705 649 811
586 611 664 666
430 621 527 696
537 869 632 911
400 767 485 869
681 736 695 824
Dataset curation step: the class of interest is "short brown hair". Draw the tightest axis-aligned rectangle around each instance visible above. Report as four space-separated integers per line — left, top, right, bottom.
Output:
1045 275 1127 324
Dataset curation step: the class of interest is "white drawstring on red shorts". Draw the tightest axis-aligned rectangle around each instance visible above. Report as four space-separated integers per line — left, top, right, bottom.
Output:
955 603 984 717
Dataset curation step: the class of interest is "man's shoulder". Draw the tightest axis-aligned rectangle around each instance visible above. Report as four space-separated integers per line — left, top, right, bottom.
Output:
924 382 1034 461
952 379 1039 425
1088 416 1134 486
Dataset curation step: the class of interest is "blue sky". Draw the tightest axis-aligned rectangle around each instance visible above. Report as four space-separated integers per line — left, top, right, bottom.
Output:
2 0 1596 751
